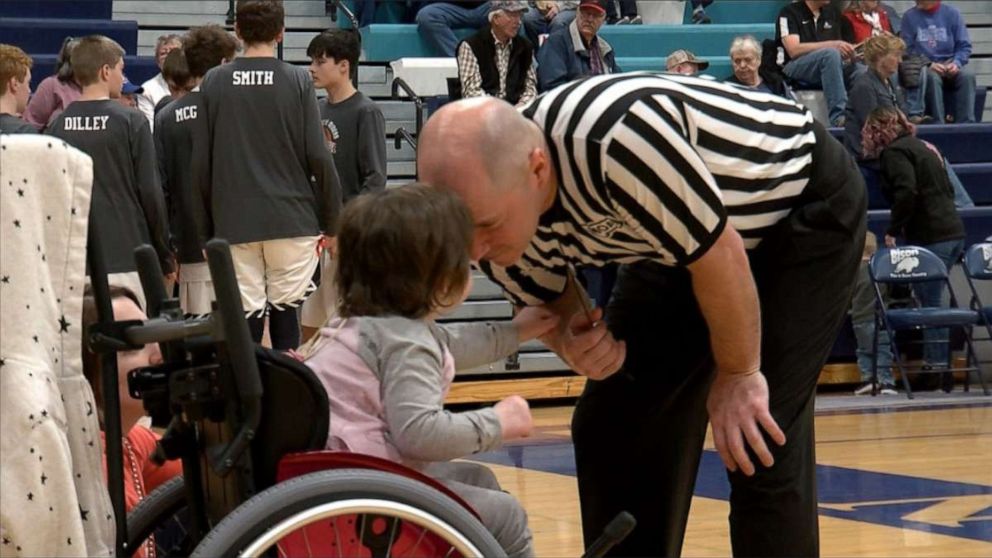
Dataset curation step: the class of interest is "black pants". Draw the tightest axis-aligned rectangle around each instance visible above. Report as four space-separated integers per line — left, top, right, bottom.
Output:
572 124 867 557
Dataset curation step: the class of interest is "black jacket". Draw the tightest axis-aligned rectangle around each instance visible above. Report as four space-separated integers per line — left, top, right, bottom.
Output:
879 134 965 245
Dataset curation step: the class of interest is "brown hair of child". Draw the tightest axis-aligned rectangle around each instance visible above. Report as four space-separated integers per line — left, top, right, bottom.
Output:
236 0 285 46
70 35 125 87
336 183 475 319
184 24 240 78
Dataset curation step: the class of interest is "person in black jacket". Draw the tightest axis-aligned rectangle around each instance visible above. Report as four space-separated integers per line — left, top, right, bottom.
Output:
863 106 965 375
455 1 537 107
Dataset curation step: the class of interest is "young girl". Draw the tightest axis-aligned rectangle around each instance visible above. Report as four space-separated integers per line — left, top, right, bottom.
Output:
303 183 557 558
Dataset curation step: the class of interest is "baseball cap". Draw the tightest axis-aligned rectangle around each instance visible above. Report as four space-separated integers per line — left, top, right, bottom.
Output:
121 76 144 95
666 49 710 71
578 0 607 14
490 0 529 13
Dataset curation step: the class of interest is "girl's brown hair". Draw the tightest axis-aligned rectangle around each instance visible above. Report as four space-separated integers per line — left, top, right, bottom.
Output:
335 183 474 319
81 285 142 425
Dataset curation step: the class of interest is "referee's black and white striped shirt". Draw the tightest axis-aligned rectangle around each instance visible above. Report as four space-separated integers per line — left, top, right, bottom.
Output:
481 72 820 306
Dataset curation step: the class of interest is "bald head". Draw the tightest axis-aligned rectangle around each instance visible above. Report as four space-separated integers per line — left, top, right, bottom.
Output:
418 97 539 195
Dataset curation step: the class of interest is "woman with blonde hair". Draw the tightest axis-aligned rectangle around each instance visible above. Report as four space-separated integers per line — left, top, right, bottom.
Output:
843 32 913 158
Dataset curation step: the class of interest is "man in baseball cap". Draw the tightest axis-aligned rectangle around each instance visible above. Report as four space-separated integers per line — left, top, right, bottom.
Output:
455 0 536 106
666 49 710 75
117 75 144 109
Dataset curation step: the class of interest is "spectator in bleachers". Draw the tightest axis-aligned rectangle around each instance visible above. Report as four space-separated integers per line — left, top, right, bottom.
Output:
456 1 537 106
605 0 640 25
843 33 909 157
849 231 898 395
416 1 491 57
137 34 182 130
23 36 80 131
666 49 708 76
193 0 341 350
155 48 193 115
900 0 976 123
691 0 714 24
116 76 142 110
154 24 239 319
537 0 619 91
843 34 973 206
301 29 387 341
725 35 793 98
47 35 175 308
842 0 894 44
523 1 578 47
863 105 966 380
776 0 864 127
0 44 37 133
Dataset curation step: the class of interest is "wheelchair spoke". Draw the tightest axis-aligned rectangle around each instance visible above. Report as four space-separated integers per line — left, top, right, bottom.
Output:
405 527 429 558
332 518 343 558
384 516 400 557
301 524 313 558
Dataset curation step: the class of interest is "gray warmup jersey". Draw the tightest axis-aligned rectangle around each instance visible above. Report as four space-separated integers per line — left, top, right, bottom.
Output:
319 91 387 201
155 92 207 264
0 113 39 134
48 100 173 274
194 57 342 244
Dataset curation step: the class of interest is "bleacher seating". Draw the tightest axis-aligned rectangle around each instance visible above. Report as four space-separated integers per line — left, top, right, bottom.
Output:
0 0 112 19
829 124 992 211
362 23 773 80
0 0 154 91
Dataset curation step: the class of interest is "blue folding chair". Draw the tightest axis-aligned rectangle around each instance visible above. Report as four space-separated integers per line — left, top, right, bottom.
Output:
963 242 992 348
869 246 989 399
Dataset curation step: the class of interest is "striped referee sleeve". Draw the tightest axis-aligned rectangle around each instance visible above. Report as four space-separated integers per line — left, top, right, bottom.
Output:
604 95 727 266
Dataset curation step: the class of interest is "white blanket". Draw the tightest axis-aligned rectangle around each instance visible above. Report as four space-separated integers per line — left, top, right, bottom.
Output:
1 134 114 557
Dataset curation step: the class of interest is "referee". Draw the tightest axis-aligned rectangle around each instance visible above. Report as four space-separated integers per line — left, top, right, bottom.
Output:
418 73 866 557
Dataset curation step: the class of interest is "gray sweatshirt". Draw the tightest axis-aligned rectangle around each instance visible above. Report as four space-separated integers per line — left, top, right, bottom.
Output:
305 316 519 470
193 57 342 244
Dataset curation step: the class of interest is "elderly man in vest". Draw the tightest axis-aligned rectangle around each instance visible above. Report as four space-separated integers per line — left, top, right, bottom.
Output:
455 0 537 107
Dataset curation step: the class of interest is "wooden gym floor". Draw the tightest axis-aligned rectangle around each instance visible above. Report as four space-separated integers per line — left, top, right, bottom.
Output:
467 398 992 557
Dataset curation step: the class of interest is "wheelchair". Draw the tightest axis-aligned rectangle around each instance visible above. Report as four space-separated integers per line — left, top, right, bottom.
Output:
88 234 633 558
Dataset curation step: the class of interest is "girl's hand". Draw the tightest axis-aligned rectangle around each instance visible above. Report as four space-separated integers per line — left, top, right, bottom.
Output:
512 305 560 341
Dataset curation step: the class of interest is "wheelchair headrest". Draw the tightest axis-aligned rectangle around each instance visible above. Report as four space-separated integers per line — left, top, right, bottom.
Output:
964 243 992 280
870 246 950 284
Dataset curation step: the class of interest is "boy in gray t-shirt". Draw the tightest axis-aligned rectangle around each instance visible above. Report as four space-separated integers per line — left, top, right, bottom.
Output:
300 29 387 340
192 0 342 349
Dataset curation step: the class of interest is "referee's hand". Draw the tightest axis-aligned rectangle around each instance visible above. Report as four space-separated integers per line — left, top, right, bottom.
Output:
559 308 626 380
706 370 786 476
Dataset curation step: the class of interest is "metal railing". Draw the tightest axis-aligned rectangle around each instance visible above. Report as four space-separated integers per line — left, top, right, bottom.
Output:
391 77 425 136
394 126 417 151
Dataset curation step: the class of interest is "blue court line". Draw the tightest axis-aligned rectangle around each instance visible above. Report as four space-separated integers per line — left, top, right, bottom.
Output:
471 443 992 542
